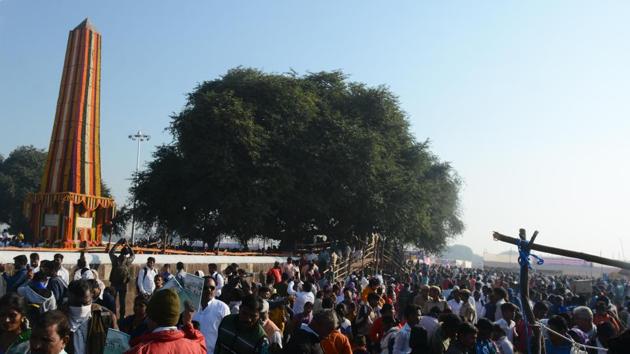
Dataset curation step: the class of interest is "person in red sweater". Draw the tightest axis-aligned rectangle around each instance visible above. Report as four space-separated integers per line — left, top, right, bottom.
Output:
126 288 206 354
266 262 282 285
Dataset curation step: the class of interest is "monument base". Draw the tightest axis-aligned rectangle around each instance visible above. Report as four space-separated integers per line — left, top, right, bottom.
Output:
24 192 115 248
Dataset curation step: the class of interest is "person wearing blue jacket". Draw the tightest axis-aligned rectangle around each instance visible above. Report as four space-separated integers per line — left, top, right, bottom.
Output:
3 255 28 293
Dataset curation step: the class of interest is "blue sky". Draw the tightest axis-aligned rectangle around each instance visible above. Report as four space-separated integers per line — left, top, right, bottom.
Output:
2 1 630 258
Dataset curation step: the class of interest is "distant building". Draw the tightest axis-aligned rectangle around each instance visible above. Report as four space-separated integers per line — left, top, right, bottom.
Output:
482 252 619 276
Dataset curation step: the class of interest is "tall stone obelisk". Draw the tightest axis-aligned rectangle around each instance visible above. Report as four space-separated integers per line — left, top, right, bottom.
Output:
25 19 115 248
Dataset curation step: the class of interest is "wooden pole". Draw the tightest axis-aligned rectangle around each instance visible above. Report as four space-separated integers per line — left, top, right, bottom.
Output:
493 231 630 270
516 229 541 354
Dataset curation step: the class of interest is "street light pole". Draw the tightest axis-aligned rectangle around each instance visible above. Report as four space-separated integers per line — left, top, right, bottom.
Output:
128 130 150 246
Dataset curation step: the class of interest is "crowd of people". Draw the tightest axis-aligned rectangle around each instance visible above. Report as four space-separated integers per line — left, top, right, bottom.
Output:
1 229 25 248
0 238 629 354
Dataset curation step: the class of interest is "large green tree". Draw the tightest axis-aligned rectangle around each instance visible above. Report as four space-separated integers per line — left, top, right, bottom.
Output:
133 68 463 252
0 146 47 233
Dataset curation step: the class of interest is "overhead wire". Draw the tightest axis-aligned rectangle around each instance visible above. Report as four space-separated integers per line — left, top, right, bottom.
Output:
537 321 608 353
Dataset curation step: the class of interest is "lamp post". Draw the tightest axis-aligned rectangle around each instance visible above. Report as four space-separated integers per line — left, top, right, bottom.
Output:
128 130 150 246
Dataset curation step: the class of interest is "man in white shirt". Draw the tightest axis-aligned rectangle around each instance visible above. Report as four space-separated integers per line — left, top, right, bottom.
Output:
474 290 485 321
193 277 230 353
137 257 157 296
360 276 369 289
54 253 70 285
207 263 224 297
493 287 508 322
447 289 463 316
492 325 514 354
287 278 301 296
494 302 517 344
293 282 315 314
419 312 440 338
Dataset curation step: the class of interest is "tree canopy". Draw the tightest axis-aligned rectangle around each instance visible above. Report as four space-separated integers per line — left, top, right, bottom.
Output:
133 68 463 252
0 145 47 233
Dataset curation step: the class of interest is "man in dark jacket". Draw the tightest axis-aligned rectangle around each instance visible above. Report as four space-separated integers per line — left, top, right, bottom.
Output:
108 238 134 317
215 294 269 354
42 260 67 304
283 308 337 354
3 255 28 293
87 279 116 313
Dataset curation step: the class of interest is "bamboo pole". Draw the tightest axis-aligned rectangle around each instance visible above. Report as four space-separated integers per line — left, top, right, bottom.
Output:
493 231 630 270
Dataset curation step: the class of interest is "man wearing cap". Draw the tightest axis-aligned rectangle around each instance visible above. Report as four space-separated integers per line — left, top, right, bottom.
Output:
192 277 230 353
459 289 477 324
423 286 448 314
260 300 283 350
127 288 207 353
3 255 28 293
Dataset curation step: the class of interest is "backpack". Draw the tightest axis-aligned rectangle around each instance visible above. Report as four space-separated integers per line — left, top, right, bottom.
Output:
142 267 149 282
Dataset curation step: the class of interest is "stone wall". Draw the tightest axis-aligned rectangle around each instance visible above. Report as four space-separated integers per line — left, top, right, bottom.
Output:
1 250 286 317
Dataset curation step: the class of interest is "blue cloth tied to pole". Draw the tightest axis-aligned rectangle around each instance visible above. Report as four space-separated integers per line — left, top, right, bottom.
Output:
517 239 544 269
516 238 544 354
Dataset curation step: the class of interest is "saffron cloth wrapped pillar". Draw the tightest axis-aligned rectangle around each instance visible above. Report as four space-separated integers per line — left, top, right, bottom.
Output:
24 19 115 248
